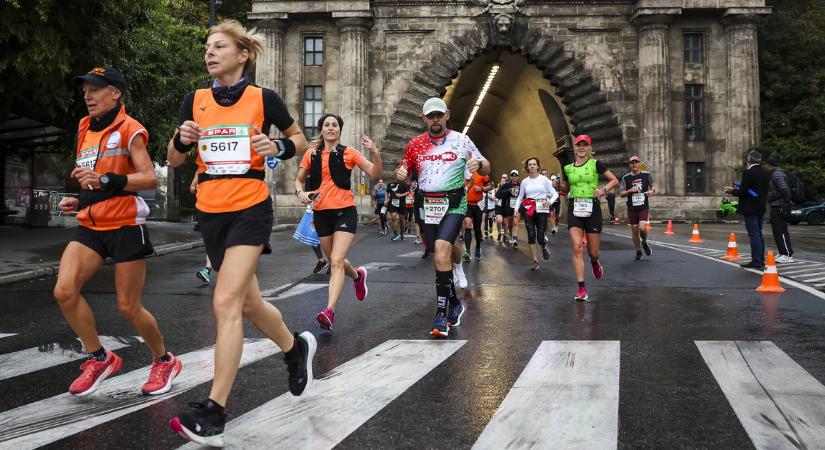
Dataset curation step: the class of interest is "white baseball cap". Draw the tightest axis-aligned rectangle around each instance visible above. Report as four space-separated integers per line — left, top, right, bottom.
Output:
423 97 448 115
509 169 519 176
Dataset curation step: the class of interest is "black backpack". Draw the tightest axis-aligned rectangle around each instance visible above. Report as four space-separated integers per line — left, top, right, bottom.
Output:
786 171 805 204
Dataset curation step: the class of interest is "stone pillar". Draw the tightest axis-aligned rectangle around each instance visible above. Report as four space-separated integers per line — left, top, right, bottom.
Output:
634 14 674 194
724 14 761 176
336 16 373 195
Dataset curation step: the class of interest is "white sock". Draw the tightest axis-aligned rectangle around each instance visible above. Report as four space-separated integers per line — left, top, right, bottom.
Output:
453 262 464 275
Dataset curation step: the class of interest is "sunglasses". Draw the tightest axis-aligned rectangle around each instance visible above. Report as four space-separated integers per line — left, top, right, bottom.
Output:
425 112 445 120
630 160 640 164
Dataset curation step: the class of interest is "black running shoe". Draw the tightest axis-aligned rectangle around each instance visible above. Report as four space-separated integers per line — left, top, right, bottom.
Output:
284 331 317 396
475 247 483 260
542 245 550 260
634 251 642 261
169 401 227 447
313 259 328 274
642 239 653 256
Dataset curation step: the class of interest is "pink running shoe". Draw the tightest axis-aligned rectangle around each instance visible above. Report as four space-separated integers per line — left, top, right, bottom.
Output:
316 307 335 330
69 349 123 396
353 267 368 301
142 353 183 395
591 260 603 279
575 287 589 302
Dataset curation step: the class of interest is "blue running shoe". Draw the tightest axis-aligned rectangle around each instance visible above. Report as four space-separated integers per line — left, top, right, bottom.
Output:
431 312 449 338
391 233 400 241
447 302 465 327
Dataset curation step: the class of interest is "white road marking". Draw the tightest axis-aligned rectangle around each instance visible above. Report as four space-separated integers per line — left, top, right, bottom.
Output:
0 339 280 449
259 283 291 298
797 275 825 283
0 336 144 382
0 333 16 339
179 339 467 449
399 251 421 257
696 341 825 450
777 267 825 276
263 283 325 300
473 341 620 450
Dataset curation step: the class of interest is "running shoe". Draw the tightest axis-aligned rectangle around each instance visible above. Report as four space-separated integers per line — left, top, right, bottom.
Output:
447 302 465 327
400 233 406 241
285 331 316 396
316 307 335 330
431 311 449 337
591 260 603 279
142 353 183 396
497 234 503 243
421 250 432 260
512 236 519 248
414 236 423 245
642 239 653 256
169 401 227 447
69 349 123 396
463 250 471 262
551 227 557 235
312 259 328 274
353 267 368 301
542 245 550 260
634 251 642 261
475 247 483 260
391 233 400 241
575 287 588 302
453 264 468 289
531 261 540 272
196 267 211 284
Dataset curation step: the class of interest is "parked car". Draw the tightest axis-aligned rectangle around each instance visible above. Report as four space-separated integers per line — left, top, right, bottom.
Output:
788 201 825 225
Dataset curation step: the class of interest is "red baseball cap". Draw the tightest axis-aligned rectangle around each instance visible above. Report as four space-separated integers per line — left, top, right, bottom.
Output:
629 155 641 163
574 134 592 145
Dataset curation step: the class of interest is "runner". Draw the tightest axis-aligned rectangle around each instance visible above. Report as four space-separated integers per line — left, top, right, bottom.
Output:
386 178 409 241
494 173 509 243
397 97 489 337
412 175 432 258
619 155 656 260
548 174 561 235
372 179 387 235
496 171 519 245
165 20 315 447
506 170 521 247
405 180 416 236
463 170 493 260
560 134 619 301
514 157 559 271
483 183 497 239
55 65 182 398
294 112 382 330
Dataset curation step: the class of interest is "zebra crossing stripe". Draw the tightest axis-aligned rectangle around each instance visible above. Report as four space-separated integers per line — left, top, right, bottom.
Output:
179 339 467 449
0 333 16 339
0 336 144 382
796 275 825 283
696 341 825 449
473 341 620 450
0 339 280 450
264 283 325 300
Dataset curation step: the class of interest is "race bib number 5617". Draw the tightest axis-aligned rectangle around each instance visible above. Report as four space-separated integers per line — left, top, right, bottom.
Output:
198 125 251 175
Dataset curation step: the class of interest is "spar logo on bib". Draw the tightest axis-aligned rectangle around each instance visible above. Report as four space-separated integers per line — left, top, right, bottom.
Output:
418 151 458 163
105 131 121 149
202 127 242 138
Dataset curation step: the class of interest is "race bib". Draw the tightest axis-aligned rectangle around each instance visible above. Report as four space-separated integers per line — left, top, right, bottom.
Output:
536 198 551 214
391 198 400 207
631 192 646 207
76 146 98 169
405 196 414 207
423 196 449 224
380 206 387 214
198 125 251 175
496 198 502 207
573 198 593 218
509 197 518 209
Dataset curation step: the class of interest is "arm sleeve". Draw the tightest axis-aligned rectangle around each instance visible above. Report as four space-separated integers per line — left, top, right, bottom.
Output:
514 180 527 212
596 160 609 174
177 91 195 125
262 88 296 133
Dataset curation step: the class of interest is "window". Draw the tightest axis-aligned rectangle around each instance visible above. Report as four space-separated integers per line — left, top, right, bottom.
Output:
304 37 324 66
685 84 704 141
684 32 704 64
686 162 705 193
303 86 323 137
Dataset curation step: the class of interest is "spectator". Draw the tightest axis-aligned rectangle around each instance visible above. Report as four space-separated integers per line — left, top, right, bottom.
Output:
725 151 770 269
763 156 794 263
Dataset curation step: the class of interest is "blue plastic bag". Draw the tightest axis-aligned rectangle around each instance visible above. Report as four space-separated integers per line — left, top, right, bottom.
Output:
292 207 320 247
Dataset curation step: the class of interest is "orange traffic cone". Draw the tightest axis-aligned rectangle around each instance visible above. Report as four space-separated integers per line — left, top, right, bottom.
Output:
664 220 674 235
756 252 785 293
722 233 741 261
689 224 703 243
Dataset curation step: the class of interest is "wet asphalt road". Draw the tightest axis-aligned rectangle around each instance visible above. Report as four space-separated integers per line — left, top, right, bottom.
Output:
1 222 825 449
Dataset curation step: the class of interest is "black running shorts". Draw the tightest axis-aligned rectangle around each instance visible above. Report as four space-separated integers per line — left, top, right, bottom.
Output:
422 213 464 249
566 198 602 233
313 206 358 237
197 198 273 271
74 224 154 263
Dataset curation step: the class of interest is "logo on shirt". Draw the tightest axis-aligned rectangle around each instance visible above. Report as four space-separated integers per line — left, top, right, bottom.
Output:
106 131 121 149
418 151 458 163
199 105 210 112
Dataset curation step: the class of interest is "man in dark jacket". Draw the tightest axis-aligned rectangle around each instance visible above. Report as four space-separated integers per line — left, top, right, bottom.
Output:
725 151 770 269
763 156 794 262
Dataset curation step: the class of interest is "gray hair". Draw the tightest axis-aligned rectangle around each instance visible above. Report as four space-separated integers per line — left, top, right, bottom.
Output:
747 150 762 163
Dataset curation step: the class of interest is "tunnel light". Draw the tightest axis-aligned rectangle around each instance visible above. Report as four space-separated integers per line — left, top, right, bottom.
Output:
462 64 499 135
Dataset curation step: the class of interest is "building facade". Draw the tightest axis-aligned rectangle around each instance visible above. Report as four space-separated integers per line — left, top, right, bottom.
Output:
246 0 769 220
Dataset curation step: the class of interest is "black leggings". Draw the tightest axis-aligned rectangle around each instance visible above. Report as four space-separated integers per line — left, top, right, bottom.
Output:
522 211 548 246
464 204 483 251
375 204 387 230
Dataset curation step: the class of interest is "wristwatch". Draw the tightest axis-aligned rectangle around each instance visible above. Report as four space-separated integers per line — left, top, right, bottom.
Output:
99 174 111 190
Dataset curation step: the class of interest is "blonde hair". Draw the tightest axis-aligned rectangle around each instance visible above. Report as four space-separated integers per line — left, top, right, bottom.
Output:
208 20 263 75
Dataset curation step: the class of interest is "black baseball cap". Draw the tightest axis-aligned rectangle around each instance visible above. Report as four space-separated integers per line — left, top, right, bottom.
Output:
73 66 127 95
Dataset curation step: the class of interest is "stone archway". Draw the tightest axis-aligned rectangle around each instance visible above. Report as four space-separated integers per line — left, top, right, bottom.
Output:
381 25 626 173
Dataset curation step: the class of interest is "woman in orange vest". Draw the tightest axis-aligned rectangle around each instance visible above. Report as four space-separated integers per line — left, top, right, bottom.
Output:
294 113 383 331
165 20 313 447
54 66 182 398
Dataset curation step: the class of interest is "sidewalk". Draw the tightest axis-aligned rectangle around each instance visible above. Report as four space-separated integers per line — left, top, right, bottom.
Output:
0 220 295 285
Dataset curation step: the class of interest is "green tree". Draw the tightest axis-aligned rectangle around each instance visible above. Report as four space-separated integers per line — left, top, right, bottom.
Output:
757 0 825 201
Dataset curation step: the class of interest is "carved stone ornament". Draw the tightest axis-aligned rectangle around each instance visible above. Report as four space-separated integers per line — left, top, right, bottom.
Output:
479 0 526 36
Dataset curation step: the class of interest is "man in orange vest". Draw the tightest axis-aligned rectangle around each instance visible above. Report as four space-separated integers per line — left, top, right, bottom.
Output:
54 66 182 397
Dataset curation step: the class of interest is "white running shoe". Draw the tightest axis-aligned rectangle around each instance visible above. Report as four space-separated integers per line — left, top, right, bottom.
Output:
453 263 468 289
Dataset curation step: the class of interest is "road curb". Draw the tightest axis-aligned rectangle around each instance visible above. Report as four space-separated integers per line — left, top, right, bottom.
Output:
0 224 297 286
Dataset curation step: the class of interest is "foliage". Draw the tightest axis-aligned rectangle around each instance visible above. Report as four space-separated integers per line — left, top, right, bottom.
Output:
756 0 825 200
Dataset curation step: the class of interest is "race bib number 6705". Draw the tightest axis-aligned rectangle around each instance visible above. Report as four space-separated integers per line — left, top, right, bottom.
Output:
198 125 251 175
